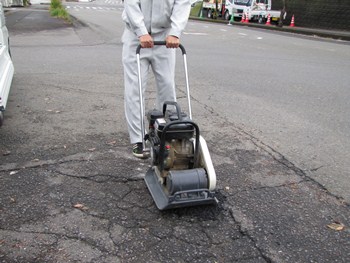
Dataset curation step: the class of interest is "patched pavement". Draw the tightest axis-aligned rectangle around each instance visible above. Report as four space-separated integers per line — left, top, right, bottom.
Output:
1 5 350 263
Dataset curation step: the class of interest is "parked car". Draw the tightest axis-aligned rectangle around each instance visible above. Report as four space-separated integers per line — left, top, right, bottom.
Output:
0 2 14 127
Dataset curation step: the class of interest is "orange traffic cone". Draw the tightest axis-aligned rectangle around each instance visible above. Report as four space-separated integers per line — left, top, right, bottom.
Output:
266 14 271 26
245 12 249 23
290 15 295 27
241 13 245 23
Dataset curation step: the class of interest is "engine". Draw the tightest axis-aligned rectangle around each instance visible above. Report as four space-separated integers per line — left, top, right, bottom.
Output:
146 104 196 178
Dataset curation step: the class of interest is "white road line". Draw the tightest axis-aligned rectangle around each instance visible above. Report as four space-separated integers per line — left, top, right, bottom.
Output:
183 32 209 36
65 5 119 11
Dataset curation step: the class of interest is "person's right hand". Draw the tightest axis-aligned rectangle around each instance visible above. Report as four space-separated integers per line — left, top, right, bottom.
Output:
139 34 154 48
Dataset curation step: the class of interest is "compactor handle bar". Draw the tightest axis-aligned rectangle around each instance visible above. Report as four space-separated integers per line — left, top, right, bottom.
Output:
136 41 192 150
136 41 186 55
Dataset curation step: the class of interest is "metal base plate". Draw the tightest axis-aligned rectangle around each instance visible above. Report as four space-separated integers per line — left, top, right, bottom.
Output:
144 168 217 210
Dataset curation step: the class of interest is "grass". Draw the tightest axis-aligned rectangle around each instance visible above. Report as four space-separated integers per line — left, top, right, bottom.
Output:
50 0 71 23
190 2 203 17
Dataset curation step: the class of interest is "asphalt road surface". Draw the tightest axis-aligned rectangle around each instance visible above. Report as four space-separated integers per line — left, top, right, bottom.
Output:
66 0 350 203
0 3 349 263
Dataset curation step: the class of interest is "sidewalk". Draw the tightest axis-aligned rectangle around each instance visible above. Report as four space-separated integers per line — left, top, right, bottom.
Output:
190 16 350 42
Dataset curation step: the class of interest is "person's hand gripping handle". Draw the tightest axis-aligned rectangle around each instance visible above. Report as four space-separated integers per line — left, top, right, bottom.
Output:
139 35 180 49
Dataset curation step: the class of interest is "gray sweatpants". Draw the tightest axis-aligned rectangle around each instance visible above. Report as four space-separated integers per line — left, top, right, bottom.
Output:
122 28 176 144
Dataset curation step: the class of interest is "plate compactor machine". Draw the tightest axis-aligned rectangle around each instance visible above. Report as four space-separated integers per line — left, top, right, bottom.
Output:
136 42 217 210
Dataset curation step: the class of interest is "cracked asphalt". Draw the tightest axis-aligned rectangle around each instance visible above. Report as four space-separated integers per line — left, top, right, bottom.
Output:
1 5 350 263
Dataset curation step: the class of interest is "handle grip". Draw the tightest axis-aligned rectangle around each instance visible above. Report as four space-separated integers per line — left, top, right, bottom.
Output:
136 41 186 55
162 101 183 121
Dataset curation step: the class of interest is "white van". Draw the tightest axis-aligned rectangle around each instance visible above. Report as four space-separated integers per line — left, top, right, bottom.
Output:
0 2 14 126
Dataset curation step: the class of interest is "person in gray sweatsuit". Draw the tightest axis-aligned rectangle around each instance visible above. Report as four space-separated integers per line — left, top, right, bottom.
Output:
122 0 191 158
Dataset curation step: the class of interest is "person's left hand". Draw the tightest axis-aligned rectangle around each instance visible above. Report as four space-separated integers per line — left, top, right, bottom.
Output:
166 35 180 48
